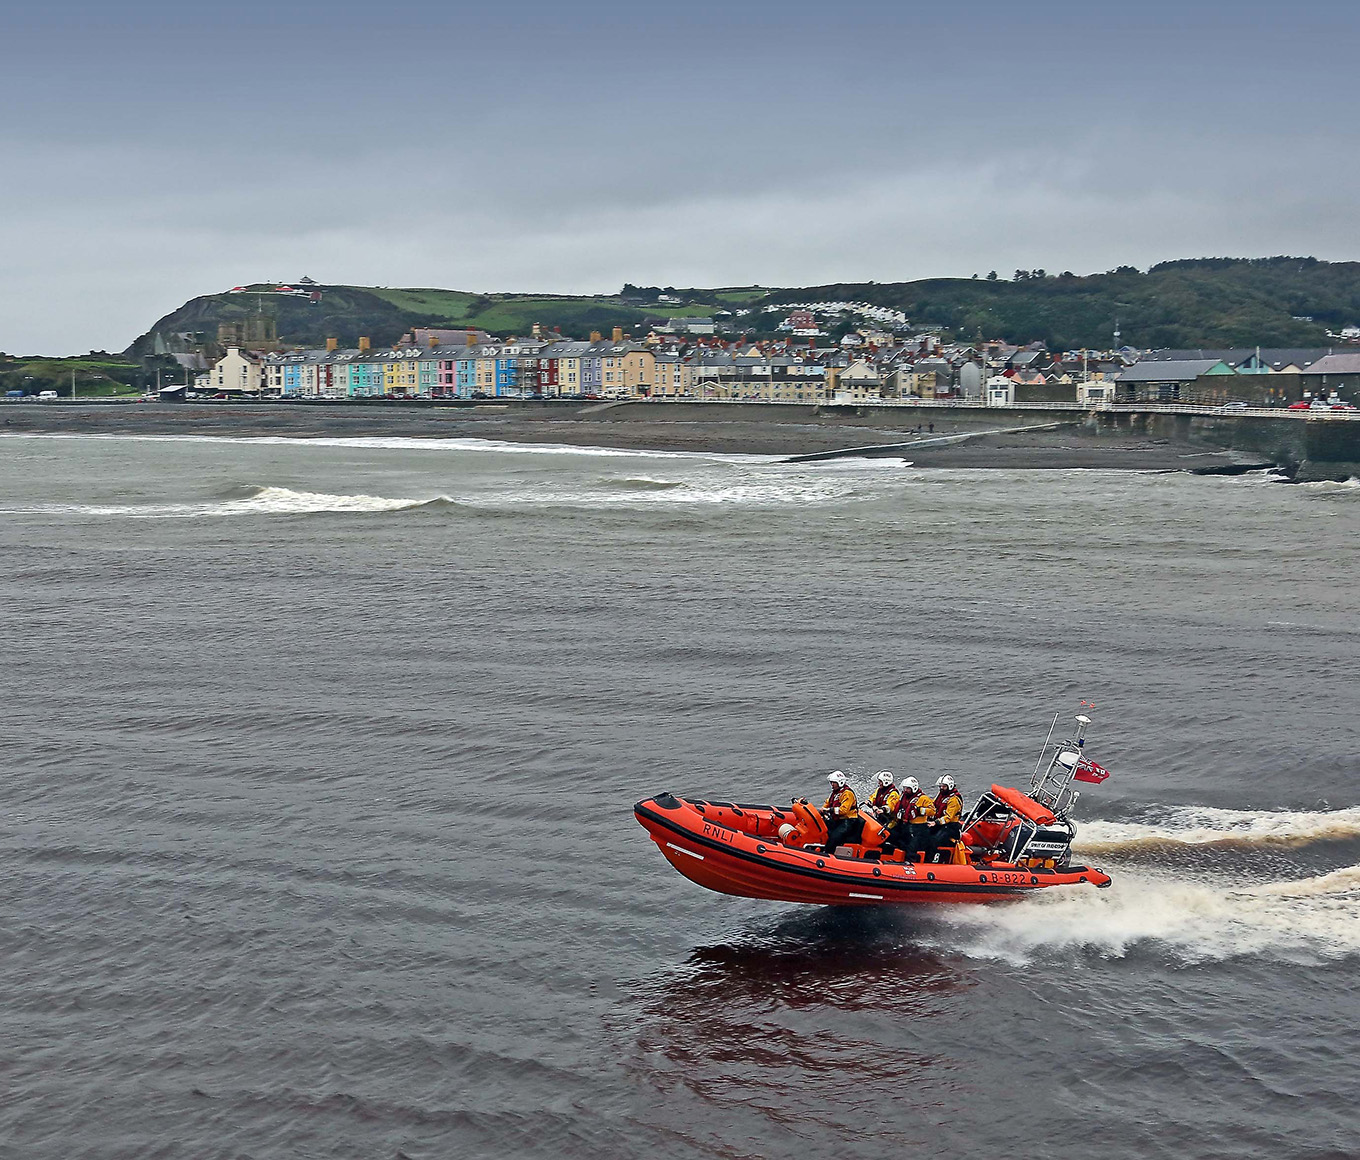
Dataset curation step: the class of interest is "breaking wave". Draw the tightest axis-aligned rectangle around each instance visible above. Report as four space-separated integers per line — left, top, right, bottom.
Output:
924 863 1360 965
1074 804 1360 854
0 486 457 518
605 477 685 491
1 431 778 465
1296 476 1360 490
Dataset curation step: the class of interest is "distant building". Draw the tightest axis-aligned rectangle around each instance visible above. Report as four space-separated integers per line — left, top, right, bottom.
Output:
217 316 278 350
209 347 263 393
1115 358 1234 400
1299 352 1360 395
780 309 819 336
668 317 715 335
402 327 493 347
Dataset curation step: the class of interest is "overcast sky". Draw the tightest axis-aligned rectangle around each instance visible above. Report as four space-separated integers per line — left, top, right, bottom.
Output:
2 0 1357 353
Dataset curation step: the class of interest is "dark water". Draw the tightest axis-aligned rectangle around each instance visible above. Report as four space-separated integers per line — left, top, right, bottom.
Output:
1 433 1357 1159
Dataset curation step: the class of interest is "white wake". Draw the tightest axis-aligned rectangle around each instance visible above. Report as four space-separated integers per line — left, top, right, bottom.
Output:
1074 804 1360 854
926 863 1360 965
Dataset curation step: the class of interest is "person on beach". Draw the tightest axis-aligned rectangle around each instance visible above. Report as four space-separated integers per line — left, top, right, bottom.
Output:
928 775 965 862
821 771 861 854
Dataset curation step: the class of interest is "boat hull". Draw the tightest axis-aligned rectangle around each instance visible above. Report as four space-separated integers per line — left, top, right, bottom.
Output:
635 794 1111 905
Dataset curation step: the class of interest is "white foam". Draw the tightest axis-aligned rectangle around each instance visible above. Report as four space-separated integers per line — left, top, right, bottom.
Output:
926 863 1360 965
214 485 439 515
0 431 780 465
1254 863 1360 897
0 486 444 519
1295 476 1360 490
1074 804 1360 854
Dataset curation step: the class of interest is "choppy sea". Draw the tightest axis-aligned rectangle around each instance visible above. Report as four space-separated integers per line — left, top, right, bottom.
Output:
0 432 1356 1159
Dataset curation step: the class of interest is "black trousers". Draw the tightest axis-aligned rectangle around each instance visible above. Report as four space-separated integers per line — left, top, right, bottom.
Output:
824 816 863 853
929 822 963 861
883 821 928 858
906 824 934 860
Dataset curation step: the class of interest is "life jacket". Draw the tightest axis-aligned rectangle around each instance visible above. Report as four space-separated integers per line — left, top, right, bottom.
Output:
824 786 859 819
870 785 898 812
934 789 963 824
907 792 936 824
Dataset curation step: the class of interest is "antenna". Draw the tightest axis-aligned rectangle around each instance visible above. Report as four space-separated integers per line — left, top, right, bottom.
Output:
1031 712 1060 784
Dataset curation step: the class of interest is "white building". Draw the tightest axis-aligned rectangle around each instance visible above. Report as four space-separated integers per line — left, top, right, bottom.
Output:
986 375 1015 406
209 347 263 393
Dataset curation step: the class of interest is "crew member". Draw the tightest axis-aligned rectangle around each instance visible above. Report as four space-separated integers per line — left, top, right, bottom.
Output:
822 771 861 854
884 776 935 860
864 770 900 820
928 775 965 863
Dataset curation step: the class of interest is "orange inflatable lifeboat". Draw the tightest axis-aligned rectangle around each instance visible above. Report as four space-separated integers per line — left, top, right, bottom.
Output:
634 712 1114 905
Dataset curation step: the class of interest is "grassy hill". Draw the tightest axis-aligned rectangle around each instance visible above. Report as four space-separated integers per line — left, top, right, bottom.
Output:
124 259 1360 356
0 354 147 397
126 284 761 358
767 257 1360 349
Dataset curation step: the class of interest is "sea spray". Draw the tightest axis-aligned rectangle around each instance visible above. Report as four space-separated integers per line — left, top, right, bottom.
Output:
921 864 1360 965
1074 804 1360 854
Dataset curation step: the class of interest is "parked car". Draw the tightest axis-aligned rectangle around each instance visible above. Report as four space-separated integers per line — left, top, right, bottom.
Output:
1287 400 1314 410
37 390 58 400
1213 401 1248 412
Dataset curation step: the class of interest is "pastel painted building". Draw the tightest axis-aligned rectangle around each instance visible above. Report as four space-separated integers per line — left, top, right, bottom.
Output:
210 347 263 393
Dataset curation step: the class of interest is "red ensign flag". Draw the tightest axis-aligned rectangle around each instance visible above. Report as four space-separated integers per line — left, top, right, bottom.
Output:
1074 759 1111 784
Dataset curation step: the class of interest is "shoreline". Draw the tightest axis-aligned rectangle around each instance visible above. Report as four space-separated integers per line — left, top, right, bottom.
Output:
0 400 1270 472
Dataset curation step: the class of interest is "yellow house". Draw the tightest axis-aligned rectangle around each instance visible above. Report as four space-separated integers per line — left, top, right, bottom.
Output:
475 356 497 393
620 346 655 394
600 344 655 397
384 354 421 393
558 355 581 392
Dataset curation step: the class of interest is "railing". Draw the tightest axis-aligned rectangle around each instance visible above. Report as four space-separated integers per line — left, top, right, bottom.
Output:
638 396 1360 420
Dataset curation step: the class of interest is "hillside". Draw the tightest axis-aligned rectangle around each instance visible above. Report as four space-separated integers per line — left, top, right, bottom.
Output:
125 259 1360 356
0 354 146 397
767 257 1360 349
126 284 760 358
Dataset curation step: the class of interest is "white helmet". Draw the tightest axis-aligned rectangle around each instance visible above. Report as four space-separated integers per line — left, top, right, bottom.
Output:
827 770 847 787
937 775 956 791
902 776 920 793
876 770 895 787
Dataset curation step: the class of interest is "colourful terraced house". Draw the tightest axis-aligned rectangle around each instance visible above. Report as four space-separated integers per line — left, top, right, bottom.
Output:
348 355 386 397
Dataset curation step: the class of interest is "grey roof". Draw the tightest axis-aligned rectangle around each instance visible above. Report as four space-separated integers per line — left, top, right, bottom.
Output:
1141 348 1331 370
1117 359 1226 382
1299 352 1360 375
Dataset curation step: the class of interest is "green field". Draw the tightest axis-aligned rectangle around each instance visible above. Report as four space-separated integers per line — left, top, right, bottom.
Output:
367 287 727 336
0 356 146 396
366 288 481 316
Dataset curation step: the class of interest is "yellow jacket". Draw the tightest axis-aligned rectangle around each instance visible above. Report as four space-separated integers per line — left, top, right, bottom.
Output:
935 790 963 824
869 786 901 814
906 792 936 824
824 786 859 819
